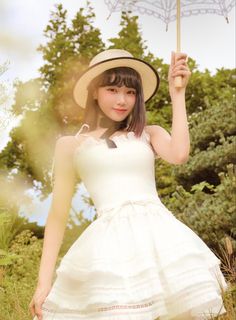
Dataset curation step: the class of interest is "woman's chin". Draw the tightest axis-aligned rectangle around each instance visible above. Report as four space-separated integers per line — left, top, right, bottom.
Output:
111 109 128 120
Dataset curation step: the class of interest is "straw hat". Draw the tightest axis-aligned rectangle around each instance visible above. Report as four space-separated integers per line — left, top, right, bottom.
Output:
73 49 160 109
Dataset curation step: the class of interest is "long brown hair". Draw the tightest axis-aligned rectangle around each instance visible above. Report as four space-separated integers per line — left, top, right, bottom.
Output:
80 67 147 138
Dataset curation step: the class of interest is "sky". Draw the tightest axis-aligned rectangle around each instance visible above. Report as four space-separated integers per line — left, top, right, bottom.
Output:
0 0 235 83
0 0 235 225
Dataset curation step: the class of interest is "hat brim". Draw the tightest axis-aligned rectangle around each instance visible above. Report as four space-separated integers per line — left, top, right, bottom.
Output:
73 57 160 108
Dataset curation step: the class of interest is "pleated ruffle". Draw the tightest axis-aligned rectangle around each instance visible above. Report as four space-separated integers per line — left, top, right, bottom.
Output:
36 201 228 320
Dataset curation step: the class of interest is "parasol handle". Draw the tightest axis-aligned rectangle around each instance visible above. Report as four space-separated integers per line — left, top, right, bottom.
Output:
174 0 183 88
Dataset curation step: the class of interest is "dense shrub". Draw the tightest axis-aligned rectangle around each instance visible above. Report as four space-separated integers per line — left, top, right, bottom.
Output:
164 164 236 253
0 230 43 320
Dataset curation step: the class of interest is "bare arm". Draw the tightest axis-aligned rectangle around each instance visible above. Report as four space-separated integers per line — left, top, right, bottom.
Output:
148 51 191 165
37 136 77 287
149 91 190 164
29 136 78 319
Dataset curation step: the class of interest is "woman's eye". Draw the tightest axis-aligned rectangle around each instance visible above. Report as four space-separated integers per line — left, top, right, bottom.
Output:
107 88 116 92
128 90 136 95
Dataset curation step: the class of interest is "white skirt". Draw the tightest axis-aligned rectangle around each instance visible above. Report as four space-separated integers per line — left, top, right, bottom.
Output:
34 198 228 320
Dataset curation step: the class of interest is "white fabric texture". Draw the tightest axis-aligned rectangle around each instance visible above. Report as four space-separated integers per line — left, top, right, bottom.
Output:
35 127 228 320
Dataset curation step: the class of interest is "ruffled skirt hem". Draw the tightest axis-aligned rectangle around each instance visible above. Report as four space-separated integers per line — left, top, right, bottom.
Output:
35 200 228 319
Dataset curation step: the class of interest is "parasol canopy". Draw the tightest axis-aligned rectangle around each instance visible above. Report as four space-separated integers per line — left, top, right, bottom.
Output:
105 0 235 87
105 0 235 31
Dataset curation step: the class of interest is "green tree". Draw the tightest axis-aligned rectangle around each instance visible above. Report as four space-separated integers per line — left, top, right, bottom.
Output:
0 2 105 197
108 11 147 58
173 96 236 190
38 3 71 87
161 80 236 252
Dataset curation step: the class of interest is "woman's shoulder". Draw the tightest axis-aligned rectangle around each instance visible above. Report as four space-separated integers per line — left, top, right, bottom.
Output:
144 125 157 137
144 125 163 160
145 124 164 137
54 135 82 158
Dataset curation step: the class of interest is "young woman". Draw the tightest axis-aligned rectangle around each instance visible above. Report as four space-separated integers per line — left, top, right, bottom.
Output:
29 49 228 320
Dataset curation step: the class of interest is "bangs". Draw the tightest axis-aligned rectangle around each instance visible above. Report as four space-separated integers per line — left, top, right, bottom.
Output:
96 67 141 90
85 65 146 135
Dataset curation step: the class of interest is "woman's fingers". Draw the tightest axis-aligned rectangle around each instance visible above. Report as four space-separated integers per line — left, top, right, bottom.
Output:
172 62 190 73
171 52 187 65
172 60 190 76
174 58 188 66
29 285 51 320
175 52 188 61
173 65 188 73
172 60 188 72
35 302 43 319
29 300 35 317
28 298 43 320
172 69 191 77
171 51 175 67
173 70 191 77
168 52 191 84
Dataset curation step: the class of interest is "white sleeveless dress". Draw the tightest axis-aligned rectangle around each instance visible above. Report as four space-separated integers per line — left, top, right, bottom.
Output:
36 125 228 320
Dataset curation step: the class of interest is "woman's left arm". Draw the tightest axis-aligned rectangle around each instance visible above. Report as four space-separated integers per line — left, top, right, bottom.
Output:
168 51 192 162
149 51 191 164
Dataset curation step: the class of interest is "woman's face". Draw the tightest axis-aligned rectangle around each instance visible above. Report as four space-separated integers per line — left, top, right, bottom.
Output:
94 85 136 121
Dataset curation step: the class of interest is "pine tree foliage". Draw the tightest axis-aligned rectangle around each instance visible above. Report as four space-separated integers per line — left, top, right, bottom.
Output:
108 12 147 58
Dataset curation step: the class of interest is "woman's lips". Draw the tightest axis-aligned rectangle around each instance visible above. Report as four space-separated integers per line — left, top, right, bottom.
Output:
113 108 127 114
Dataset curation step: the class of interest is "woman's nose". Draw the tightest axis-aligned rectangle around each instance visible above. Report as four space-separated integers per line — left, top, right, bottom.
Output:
117 93 126 104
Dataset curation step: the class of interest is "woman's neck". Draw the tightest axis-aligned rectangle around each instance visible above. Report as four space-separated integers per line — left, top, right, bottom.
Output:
96 111 123 130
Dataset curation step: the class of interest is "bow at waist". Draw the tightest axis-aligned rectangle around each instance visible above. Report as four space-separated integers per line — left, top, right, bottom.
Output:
95 195 164 218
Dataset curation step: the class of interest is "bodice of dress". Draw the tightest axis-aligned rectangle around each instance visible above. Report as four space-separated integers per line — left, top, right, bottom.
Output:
73 126 160 213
